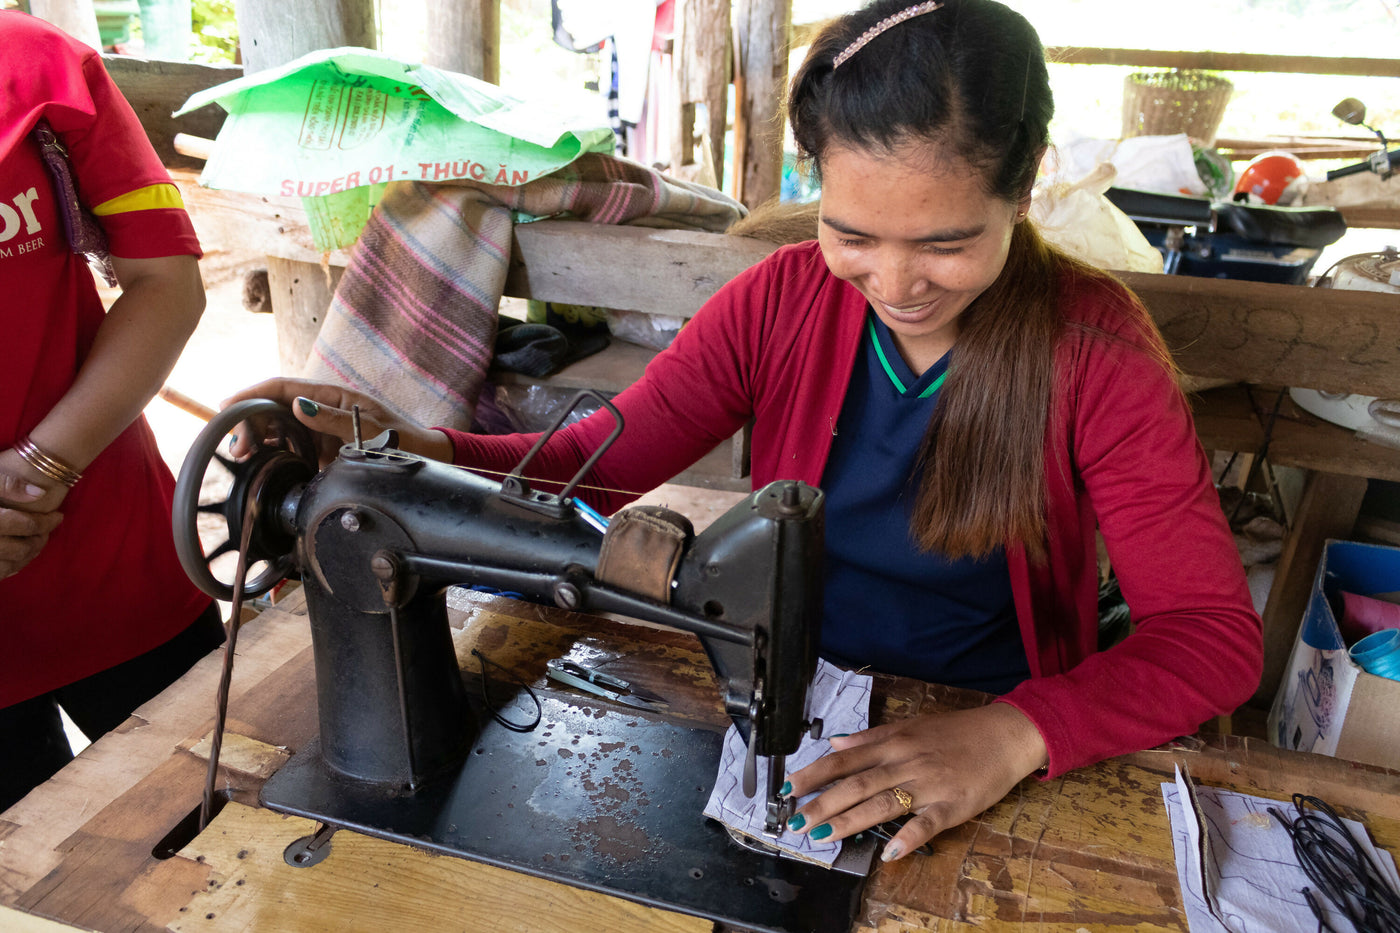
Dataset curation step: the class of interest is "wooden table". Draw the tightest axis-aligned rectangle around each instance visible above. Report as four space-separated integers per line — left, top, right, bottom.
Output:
4 587 1400 933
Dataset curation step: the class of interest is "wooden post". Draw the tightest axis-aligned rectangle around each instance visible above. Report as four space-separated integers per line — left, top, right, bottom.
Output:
28 0 101 48
730 0 789 209
233 0 376 74
424 1 498 83
267 257 345 374
671 0 730 186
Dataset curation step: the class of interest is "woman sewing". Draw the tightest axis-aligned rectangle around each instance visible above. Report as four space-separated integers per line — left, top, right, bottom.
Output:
227 0 1262 862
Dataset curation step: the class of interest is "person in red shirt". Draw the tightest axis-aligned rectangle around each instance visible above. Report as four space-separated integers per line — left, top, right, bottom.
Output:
0 11 220 811
227 0 1261 861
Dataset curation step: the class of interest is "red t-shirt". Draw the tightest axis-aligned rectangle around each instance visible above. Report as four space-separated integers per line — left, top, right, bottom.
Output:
0 11 211 706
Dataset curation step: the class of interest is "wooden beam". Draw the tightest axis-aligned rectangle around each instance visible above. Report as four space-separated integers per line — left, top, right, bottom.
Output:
179 176 1400 397
103 56 239 168
1118 271 1400 398
1045 47 1400 78
504 222 777 316
1214 135 1387 161
731 0 790 209
1193 386 1400 484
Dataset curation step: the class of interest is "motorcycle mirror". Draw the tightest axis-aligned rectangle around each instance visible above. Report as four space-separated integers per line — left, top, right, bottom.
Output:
1333 97 1368 126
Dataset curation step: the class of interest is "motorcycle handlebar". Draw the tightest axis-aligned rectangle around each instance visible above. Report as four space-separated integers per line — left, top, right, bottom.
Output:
1326 148 1400 181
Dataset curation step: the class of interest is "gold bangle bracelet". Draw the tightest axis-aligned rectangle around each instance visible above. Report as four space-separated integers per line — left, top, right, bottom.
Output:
15 437 82 488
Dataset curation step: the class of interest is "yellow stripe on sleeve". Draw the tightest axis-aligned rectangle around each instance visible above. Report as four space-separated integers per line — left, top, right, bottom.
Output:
90 183 186 216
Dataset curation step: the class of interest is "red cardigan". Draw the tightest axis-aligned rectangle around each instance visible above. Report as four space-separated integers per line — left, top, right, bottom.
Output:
444 240 1263 777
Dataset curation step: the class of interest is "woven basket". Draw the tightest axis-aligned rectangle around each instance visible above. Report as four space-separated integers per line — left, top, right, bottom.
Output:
1121 70 1233 143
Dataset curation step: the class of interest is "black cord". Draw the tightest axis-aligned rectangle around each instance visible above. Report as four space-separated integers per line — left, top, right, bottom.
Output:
471 649 542 733
1226 386 1287 525
1270 794 1400 933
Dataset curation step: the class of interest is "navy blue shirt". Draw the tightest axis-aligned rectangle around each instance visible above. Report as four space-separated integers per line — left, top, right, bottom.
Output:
819 312 1030 694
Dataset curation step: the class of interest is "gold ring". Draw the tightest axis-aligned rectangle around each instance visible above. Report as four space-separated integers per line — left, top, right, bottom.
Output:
891 786 914 813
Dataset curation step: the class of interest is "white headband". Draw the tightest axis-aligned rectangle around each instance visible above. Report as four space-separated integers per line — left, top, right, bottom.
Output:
833 1 944 70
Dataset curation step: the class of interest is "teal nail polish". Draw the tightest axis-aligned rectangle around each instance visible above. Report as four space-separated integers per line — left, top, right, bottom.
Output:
229 434 239 448
787 813 806 831
297 397 319 417
831 733 850 738
810 823 833 841
779 780 792 796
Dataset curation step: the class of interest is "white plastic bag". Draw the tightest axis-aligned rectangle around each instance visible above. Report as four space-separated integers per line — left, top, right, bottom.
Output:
1030 162 1164 274
1052 134 1206 197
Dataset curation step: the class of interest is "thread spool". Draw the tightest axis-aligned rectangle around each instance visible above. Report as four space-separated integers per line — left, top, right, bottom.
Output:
1349 629 1400 681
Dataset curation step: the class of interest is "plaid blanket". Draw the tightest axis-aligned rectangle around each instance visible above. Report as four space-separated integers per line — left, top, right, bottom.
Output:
303 153 746 430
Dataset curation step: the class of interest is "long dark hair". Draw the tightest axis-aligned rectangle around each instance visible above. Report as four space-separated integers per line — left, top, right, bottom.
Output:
789 0 1065 560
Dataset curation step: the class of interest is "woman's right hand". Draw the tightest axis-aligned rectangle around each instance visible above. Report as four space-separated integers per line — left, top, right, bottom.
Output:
223 379 454 467
0 468 64 580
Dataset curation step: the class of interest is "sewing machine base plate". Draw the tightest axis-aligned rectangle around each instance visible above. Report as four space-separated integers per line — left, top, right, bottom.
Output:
261 694 868 933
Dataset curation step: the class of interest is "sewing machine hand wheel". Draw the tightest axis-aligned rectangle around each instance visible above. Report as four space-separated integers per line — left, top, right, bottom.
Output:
172 399 318 601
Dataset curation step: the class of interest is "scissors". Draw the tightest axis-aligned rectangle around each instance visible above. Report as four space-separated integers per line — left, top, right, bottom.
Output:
545 658 667 710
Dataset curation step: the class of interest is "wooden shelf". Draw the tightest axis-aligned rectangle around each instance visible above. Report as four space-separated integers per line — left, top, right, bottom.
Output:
1192 384 1400 483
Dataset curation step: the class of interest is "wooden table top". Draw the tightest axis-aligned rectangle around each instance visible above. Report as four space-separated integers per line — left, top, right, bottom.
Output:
4 586 1400 933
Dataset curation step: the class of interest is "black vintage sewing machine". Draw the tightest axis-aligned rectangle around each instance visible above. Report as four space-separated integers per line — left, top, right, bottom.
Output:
171 397 871 933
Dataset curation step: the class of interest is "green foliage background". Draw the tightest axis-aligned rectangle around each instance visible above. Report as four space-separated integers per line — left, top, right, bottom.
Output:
189 0 237 63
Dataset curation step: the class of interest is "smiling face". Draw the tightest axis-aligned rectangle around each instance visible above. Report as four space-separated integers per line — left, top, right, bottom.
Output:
817 141 1025 375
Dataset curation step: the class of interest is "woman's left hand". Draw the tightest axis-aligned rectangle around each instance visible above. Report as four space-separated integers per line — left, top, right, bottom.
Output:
782 702 1048 861
0 451 68 579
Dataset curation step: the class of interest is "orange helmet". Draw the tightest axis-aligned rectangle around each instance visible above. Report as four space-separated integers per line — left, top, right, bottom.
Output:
1234 151 1308 205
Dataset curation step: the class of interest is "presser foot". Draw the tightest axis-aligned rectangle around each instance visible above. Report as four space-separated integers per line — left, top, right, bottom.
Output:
762 795 794 838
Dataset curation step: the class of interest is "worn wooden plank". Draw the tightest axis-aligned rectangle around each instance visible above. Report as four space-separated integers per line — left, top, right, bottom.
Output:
506 222 776 316
177 180 1398 401
0 593 312 905
14 753 221 933
14 586 1400 933
1125 736 1400 826
102 57 238 169
1192 385 1400 483
170 803 711 933
184 732 291 780
1218 134 1394 161
1044 47 1400 78
0 904 99 933
1119 270 1400 397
